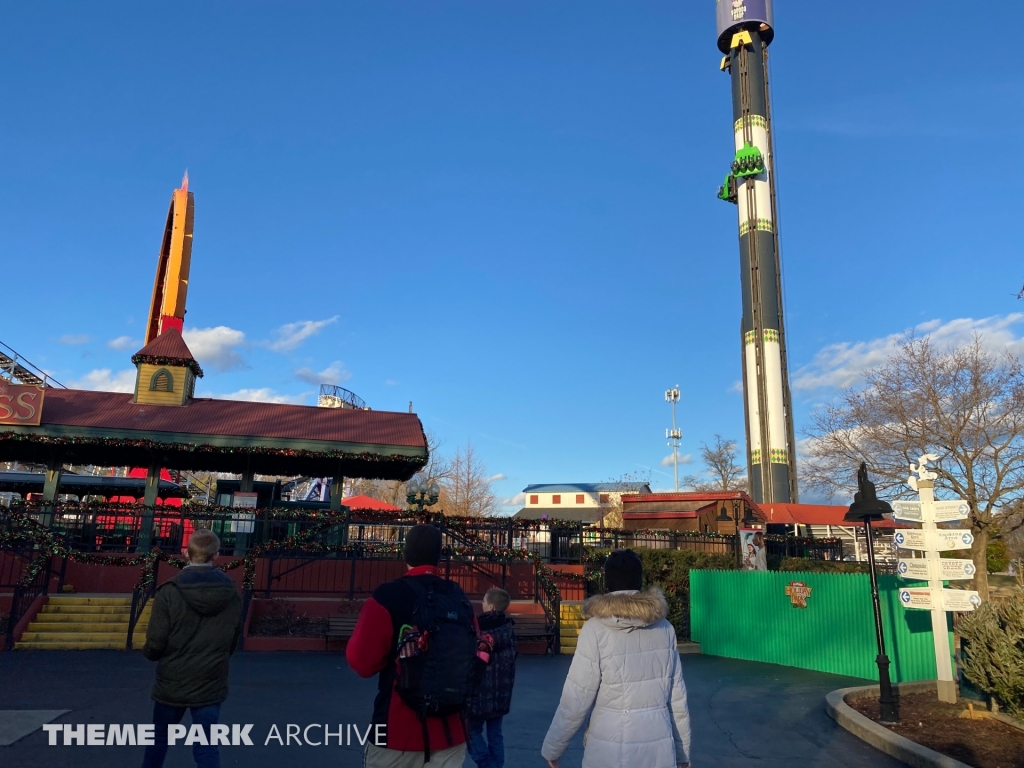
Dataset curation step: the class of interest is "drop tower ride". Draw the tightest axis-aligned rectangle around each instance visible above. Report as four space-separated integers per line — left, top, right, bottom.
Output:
715 0 797 503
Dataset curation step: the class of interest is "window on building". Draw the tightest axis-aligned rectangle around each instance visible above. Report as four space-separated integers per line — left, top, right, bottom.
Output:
149 368 174 392
529 495 538 504
552 494 561 504
576 494 585 504
599 493 610 504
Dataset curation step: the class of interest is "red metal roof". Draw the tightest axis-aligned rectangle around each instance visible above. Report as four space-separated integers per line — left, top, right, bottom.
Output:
36 388 426 448
761 503 905 529
343 494 402 512
133 328 196 361
622 491 765 520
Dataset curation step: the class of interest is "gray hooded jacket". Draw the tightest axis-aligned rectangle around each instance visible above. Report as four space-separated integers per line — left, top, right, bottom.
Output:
541 588 691 768
142 566 242 707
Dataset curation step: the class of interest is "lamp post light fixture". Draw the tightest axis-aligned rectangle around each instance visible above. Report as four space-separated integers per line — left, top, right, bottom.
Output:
717 499 757 569
845 462 900 724
406 476 440 514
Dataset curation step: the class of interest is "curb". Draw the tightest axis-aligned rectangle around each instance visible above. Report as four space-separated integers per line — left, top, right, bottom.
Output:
677 642 701 655
825 681 974 768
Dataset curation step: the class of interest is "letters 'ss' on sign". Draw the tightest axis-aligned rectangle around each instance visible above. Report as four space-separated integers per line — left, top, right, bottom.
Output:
0 382 45 426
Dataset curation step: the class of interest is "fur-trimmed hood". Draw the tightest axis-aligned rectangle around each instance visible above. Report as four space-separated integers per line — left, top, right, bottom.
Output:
582 587 668 630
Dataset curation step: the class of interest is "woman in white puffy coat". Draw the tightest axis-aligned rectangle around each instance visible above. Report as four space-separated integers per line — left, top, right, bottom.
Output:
541 549 692 768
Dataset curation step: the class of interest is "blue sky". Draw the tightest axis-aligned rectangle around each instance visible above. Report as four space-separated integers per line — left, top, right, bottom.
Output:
2 1 1022 509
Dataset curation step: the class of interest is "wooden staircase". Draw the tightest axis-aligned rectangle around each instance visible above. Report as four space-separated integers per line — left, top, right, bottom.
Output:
559 602 584 655
15 595 151 650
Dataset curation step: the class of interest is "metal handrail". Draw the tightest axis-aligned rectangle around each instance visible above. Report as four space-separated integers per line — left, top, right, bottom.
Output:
125 559 159 651
5 554 52 650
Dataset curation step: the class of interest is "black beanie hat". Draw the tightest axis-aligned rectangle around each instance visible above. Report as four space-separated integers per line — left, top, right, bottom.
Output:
404 523 443 567
604 549 643 593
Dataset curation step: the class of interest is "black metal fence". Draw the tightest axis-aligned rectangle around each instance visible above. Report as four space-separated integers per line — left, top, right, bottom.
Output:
584 530 737 554
3 505 843 565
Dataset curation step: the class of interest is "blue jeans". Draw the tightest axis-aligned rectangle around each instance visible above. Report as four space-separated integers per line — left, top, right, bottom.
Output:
465 716 504 768
141 701 222 768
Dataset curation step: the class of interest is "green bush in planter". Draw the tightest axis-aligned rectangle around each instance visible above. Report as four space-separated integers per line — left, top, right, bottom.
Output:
958 589 1024 716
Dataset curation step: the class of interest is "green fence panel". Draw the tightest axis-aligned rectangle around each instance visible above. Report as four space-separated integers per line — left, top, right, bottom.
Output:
690 570 953 682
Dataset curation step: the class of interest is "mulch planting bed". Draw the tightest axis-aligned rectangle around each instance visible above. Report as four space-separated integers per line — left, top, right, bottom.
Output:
852 693 1024 768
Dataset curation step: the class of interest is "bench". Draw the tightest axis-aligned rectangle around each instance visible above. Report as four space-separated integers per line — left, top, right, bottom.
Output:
511 614 556 655
325 615 359 650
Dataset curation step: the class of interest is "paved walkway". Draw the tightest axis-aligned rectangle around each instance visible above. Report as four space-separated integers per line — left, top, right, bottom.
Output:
0 650 903 767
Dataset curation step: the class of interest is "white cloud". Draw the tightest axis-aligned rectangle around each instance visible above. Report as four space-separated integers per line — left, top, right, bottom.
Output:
729 380 744 394
107 335 141 351
294 360 351 386
182 326 248 372
206 387 305 404
70 368 136 393
488 473 507 483
793 314 1024 392
384 379 399 386
266 316 338 353
501 492 525 509
660 451 693 467
58 334 90 345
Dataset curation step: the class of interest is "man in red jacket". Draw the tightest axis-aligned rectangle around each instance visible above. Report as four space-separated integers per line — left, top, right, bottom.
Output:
346 524 470 767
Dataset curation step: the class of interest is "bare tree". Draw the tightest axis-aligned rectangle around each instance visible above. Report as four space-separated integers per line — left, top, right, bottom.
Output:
597 470 652 528
803 334 1024 599
349 429 452 509
683 435 748 492
437 442 499 517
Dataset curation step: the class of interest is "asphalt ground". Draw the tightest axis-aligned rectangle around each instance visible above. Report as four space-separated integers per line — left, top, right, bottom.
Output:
0 651 903 767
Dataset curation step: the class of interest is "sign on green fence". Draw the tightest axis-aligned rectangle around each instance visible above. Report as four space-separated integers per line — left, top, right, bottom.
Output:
690 570 953 683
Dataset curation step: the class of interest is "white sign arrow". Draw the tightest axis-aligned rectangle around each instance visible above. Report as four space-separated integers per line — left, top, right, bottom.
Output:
893 530 928 551
899 588 934 609
894 529 974 552
900 588 982 611
942 589 982 612
939 559 977 580
892 501 923 522
896 559 930 579
897 558 977 581
932 500 970 523
935 530 974 551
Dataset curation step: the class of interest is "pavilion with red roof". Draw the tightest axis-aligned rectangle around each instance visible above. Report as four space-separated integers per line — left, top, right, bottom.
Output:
0 329 427 549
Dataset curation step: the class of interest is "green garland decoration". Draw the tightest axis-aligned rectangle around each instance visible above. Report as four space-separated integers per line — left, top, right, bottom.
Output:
130 353 204 378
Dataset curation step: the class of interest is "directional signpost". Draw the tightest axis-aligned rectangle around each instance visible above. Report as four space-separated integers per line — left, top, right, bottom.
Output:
892 455 980 704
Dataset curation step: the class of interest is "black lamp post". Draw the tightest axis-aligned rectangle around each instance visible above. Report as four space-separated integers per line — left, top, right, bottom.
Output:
845 462 899 723
717 499 757 569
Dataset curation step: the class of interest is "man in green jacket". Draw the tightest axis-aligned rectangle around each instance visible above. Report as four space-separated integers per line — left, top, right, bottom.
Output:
141 528 242 768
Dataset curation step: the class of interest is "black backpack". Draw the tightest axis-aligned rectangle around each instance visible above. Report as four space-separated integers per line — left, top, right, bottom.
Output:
394 577 480 759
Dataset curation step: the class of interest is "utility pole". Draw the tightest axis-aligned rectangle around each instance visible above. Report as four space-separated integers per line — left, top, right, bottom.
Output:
665 386 682 492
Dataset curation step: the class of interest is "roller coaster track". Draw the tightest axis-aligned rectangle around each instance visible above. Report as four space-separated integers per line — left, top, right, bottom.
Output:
0 340 64 388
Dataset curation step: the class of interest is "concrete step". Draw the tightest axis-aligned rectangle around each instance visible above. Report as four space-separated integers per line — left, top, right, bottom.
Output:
15 641 131 650
27 622 134 633
41 605 135 615
18 630 145 643
33 612 147 624
48 596 133 606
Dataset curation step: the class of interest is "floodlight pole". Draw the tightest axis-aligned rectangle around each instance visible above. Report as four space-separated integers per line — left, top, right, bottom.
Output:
665 386 682 492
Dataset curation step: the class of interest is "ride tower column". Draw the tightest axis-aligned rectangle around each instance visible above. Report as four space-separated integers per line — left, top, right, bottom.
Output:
715 0 797 504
